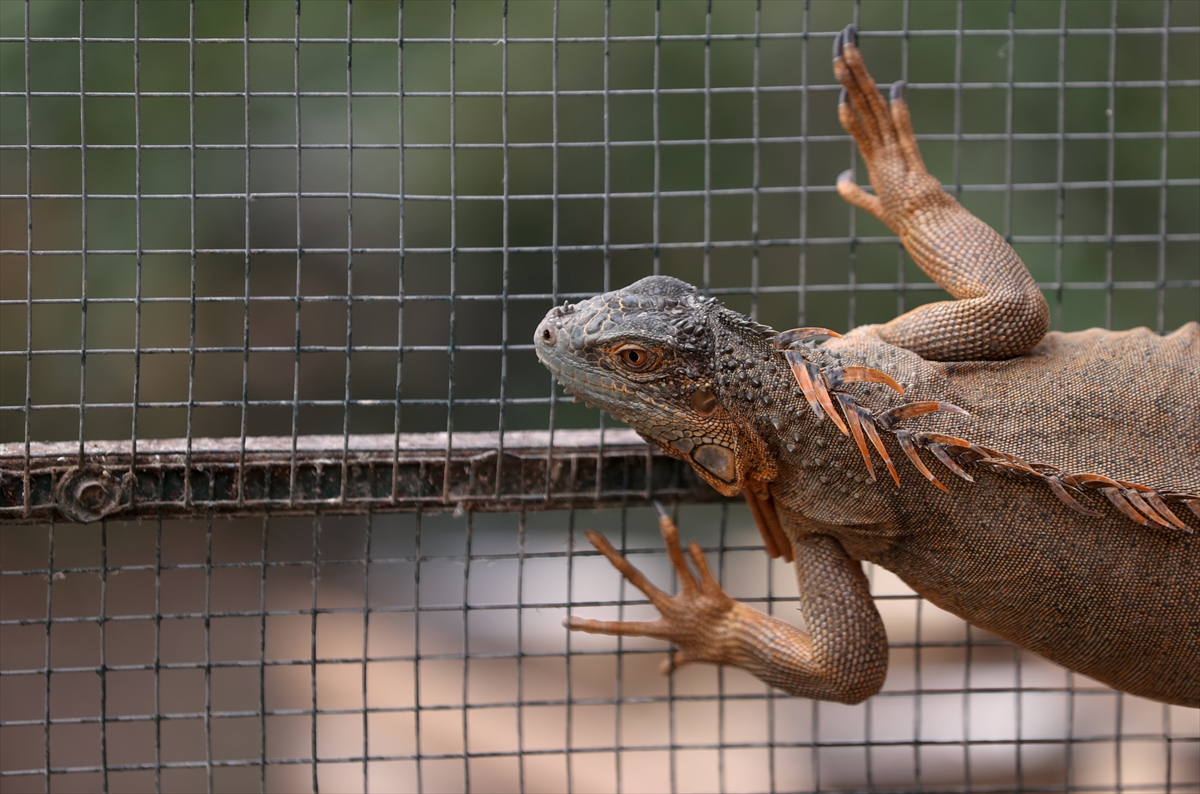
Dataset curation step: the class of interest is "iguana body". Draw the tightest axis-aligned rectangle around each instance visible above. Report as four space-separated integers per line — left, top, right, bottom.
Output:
534 27 1200 708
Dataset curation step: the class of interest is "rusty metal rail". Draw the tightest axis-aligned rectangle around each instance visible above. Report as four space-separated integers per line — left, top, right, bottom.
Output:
0 430 718 523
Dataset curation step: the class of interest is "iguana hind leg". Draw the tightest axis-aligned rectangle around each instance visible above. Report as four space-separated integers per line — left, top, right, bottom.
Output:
833 24 1049 361
566 504 888 704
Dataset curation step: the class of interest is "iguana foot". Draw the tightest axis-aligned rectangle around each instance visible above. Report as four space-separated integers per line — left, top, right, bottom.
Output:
566 503 747 674
567 505 888 702
831 23 945 231
830 23 1049 360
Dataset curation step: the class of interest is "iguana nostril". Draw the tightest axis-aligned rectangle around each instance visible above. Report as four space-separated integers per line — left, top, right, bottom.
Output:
540 324 555 345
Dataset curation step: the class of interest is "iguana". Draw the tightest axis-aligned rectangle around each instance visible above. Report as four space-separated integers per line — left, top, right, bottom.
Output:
534 25 1200 708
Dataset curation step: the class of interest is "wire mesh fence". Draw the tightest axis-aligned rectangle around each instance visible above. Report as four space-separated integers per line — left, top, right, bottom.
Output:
1 0 1198 791
3 507 1198 793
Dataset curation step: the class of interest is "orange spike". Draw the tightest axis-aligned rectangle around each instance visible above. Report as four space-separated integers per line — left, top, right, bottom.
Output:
1045 476 1102 518
752 479 795 563
1118 488 1171 528
810 362 850 436
1119 482 1188 530
876 401 969 431
824 366 905 395
953 444 991 464
784 350 826 423
1138 490 1190 531
1065 472 1120 489
857 405 901 487
776 327 843 348
923 441 974 483
1067 473 1158 528
915 432 974 451
895 429 948 493
836 393 875 480
915 433 978 481
785 351 849 436
1100 487 1156 527
811 364 849 438
990 452 1039 474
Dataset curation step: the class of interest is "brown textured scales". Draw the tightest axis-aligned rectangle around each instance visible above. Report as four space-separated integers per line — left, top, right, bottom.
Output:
534 26 1199 708
832 26 1050 361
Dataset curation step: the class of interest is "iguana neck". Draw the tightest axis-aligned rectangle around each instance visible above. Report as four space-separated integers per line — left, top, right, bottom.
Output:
709 314 901 527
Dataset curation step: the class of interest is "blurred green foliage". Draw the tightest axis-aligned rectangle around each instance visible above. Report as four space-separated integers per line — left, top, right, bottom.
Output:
1 0 1197 443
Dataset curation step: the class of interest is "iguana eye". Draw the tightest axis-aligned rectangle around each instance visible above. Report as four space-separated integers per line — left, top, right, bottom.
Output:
615 345 656 371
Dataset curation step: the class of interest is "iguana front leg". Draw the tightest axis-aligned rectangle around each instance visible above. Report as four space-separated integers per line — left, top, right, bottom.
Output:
567 505 888 704
833 24 1049 361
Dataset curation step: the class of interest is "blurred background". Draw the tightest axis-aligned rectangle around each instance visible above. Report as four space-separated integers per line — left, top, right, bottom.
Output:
1 1 1198 792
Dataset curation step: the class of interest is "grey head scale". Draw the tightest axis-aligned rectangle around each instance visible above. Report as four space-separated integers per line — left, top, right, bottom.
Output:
534 276 786 496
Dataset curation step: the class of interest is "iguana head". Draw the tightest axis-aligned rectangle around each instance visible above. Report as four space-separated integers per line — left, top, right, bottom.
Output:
534 276 782 496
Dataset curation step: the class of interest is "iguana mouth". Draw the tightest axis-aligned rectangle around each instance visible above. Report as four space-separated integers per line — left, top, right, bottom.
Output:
534 316 639 411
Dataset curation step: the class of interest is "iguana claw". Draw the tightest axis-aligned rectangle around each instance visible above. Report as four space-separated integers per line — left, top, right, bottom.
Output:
832 23 856 59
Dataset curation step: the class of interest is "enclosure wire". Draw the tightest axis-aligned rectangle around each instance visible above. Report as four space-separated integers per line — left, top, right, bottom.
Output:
21 0 32 513
75 0 87 465
440 0 459 504
1 2 1197 792
494 0 511 501
1 513 1193 786
288 0 304 509
1156 1 1172 334
237 0 252 511
951 4 972 788
390 0 407 506
1005 6 1025 787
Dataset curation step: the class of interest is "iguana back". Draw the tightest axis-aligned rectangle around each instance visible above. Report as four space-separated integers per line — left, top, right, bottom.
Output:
831 323 1199 493
793 325 1200 705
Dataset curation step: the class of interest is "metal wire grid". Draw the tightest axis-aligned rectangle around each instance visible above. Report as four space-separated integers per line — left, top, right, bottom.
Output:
2 507 1197 793
0 0 1198 517
0 1 1198 792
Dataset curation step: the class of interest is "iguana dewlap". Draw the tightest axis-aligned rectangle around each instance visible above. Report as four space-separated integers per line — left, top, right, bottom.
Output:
533 25 1200 708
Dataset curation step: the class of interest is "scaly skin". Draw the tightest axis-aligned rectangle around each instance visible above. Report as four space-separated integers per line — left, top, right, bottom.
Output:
832 26 1050 361
534 26 1200 707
